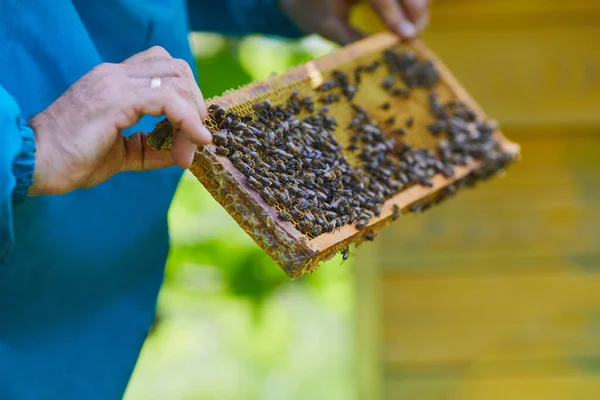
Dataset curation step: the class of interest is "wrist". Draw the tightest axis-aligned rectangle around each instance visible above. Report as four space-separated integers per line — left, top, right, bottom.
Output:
27 114 70 196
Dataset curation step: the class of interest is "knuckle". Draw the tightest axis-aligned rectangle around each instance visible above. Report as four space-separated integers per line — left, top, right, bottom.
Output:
173 58 193 77
91 62 116 76
119 105 140 127
147 45 171 58
172 81 190 98
162 88 185 114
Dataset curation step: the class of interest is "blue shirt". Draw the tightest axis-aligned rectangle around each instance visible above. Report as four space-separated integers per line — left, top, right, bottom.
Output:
0 1 302 398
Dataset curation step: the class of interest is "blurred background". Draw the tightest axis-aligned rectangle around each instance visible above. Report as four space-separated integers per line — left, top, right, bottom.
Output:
126 1 600 399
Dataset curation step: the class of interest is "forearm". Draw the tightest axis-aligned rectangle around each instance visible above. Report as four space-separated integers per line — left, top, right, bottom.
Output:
0 85 36 261
187 0 304 38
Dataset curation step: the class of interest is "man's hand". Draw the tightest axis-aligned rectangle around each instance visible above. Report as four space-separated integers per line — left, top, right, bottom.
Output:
28 46 212 196
279 0 429 44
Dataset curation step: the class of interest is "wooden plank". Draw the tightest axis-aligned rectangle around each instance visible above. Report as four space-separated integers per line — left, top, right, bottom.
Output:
380 272 600 365
384 375 600 400
354 240 383 400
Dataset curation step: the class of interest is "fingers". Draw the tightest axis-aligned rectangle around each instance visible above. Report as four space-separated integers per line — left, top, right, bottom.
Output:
171 135 199 168
116 53 212 169
121 132 176 172
123 46 172 64
121 84 211 168
369 0 416 38
320 17 364 45
126 57 208 119
402 0 429 31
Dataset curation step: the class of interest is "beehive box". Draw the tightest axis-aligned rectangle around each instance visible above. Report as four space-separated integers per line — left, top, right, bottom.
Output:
149 32 520 278
352 2 600 400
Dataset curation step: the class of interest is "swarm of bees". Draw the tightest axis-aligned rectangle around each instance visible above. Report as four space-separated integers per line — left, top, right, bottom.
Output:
205 47 515 247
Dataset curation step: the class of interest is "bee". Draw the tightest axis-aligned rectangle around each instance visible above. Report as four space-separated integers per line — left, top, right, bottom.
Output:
299 219 313 229
247 175 262 189
301 96 314 113
323 171 337 181
241 115 253 123
261 187 276 203
381 102 391 111
215 146 229 156
258 176 271 187
381 76 395 90
317 80 337 92
347 143 359 152
225 111 238 121
366 60 381 72
392 88 411 98
409 202 425 213
237 162 254 175
340 246 351 264
322 221 335 233
343 85 357 101
391 204 401 221
319 94 341 104
289 186 306 198
208 104 220 113
215 108 226 119
276 160 287 172
355 218 368 230
289 209 302 218
229 150 242 162
428 122 443 135
333 218 343 229
277 190 292 206
364 231 375 241
311 225 323 237
392 128 407 136
354 66 364 85
406 117 414 127
253 100 272 112
303 188 316 198
385 116 396 125
278 211 292 221
332 69 349 83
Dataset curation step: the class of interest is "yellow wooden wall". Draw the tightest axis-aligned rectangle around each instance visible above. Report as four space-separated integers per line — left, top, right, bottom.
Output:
353 1 600 399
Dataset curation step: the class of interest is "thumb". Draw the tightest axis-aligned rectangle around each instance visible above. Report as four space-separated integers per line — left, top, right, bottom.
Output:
121 132 176 172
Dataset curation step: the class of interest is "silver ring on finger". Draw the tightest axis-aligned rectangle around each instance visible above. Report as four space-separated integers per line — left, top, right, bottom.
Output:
150 77 162 89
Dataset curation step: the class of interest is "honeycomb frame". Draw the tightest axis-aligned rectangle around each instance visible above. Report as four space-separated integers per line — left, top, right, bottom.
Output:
148 33 521 278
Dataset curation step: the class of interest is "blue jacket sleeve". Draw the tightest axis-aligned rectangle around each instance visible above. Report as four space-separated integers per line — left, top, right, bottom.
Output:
187 0 305 38
0 85 36 261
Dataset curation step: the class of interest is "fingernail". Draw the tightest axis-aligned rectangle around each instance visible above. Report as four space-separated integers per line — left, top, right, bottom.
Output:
397 20 417 38
187 149 196 167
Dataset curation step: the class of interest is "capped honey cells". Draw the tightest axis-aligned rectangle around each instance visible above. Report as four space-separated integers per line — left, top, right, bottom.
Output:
203 47 516 241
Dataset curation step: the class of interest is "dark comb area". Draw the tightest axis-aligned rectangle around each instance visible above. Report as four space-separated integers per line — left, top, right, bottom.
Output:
204 48 515 240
